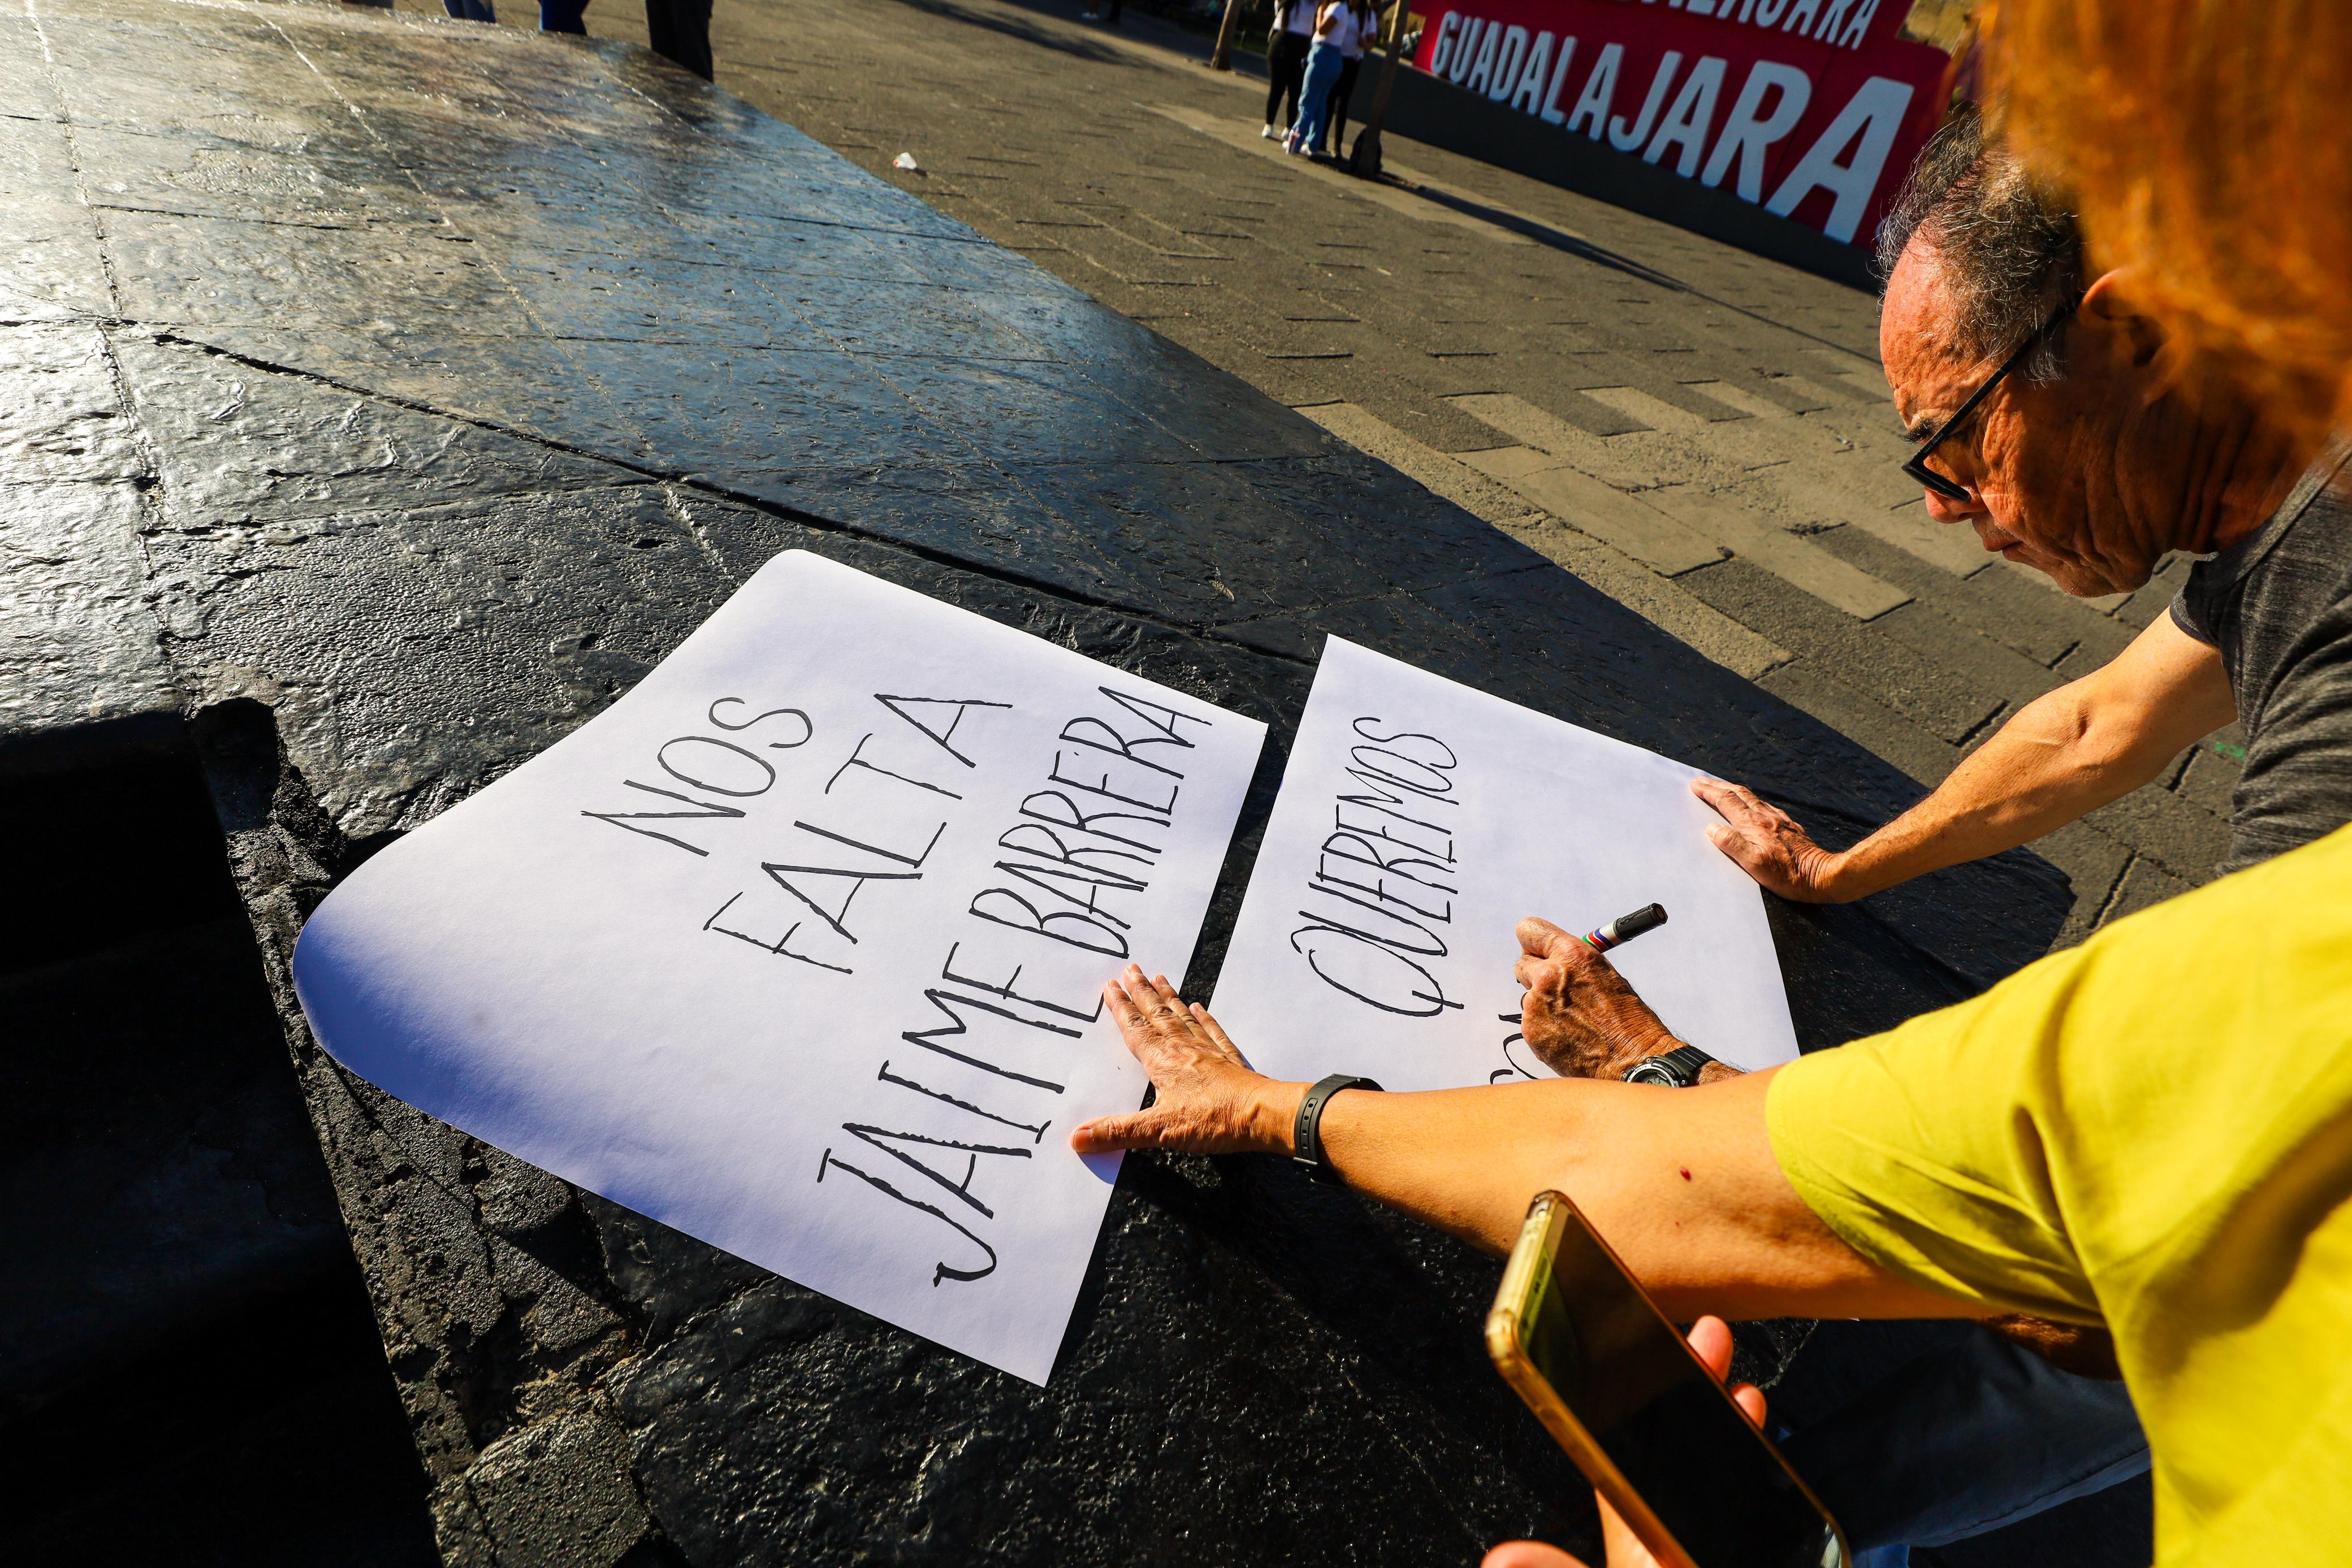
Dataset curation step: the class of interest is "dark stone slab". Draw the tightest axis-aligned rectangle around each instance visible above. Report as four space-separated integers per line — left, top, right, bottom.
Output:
0 741 438 1566
0 471 180 773
2 921 348 1410
0 2 2069 1564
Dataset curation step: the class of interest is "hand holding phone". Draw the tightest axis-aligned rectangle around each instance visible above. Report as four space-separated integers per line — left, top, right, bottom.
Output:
1485 1318 1762 1568
1486 1192 1846 1568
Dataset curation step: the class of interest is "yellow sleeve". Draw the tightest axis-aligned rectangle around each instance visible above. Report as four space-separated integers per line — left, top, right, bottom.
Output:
1764 969 2105 1325
1764 824 2352 1568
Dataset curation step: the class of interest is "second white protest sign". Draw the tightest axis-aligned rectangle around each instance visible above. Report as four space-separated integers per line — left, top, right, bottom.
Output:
1212 638 1797 1091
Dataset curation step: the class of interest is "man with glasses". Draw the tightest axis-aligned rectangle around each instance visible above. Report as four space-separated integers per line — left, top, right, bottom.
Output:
1692 105 2349 910
1514 106 2352 1565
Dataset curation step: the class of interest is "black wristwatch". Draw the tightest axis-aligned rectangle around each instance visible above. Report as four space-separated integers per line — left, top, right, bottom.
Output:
1621 1044 1717 1088
1292 1073 1382 1184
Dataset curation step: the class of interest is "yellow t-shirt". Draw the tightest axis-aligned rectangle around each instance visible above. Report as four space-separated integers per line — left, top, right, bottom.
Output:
1767 821 2352 1568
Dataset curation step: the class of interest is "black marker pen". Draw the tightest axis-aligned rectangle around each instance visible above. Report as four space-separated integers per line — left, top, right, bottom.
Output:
1581 903 1667 952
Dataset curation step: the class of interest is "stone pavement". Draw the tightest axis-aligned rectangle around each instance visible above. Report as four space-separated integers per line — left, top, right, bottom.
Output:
668 0 2244 942
1 0 2100 1563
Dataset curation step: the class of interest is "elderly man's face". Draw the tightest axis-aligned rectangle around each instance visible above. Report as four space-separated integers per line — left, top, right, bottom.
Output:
1881 241 2169 596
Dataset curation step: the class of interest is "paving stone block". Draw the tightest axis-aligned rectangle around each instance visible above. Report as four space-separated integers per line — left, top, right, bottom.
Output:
1809 524 2139 669
0 478 179 758
2107 552 2197 630
1756 659 1961 788
1683 370 1834 417
448 1405 651 1568
1459 445 1727 575
1814 491 1995 580
2104 852 2195 923
2029 820 2138 947
2083 779 2233 885
1342 376 1522 453
0 198 113 322
0 321 143 482
1765 369 1879 409
2173 734 2246 818
114 334 634 529
1649 495 1914 619
1686 560 2000 744
1452 391 1678 490
1477 379 1652 438
1866 599 2068 715
1300 402 1788 682
167 323 659 467
1299 404 1540 526
1453 393 1914 617
148 482 737 834
1588 405 1986 583
1580 383 1745 436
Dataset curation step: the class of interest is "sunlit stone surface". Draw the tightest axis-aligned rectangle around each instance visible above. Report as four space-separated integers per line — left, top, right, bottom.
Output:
0 2 2066 1561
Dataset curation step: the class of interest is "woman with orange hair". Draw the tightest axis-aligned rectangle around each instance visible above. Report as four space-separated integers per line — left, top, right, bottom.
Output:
1994 0 2352 440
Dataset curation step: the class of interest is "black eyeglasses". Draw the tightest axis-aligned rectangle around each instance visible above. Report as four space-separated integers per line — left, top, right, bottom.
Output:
1901 298 2080 503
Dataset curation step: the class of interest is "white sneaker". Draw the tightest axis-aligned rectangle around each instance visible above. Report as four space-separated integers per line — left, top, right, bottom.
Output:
1261 123 1279 139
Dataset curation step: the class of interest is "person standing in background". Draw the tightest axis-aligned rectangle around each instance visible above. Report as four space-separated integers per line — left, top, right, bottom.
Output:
1285 0 1361 157
1321 0 1378 155
646 0 714 77
1263 0 1315 141
535 0 713 81
444 0 495 21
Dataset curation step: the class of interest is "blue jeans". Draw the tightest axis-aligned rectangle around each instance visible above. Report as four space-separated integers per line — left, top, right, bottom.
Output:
443 0 494 18
539 0 586 32
1769 1320 2150 1554
1290 42 1346 154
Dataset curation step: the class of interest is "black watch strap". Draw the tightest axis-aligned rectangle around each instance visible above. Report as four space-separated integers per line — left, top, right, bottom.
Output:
1621 1043 1717 1088
1292 1073 1382 1184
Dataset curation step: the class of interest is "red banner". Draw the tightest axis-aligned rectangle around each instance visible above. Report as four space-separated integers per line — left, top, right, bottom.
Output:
1413 0 1948 247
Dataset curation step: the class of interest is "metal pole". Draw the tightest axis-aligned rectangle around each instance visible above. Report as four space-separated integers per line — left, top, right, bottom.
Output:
1347 1 1407 177
1209 0 1247 70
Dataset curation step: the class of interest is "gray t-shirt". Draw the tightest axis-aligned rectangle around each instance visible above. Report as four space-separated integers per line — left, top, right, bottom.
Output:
2170 442 2352 873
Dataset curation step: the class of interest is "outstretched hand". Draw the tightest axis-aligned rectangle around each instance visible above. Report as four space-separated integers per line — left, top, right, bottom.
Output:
1484 1316 1766 1568
1070 967 1301 1158
1514 917 1677 1080
1690 778 1849 903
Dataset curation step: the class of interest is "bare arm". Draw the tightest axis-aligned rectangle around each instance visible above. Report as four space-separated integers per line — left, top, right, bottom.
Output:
1071 969 1970 1324
1305 1070 1950 1320
1506 933 2124 1376
1705 614 2235 902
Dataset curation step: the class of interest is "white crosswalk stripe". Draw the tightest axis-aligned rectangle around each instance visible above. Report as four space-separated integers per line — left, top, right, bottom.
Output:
1451 391 1915 620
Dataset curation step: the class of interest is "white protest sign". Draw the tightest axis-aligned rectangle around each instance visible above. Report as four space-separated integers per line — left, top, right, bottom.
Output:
294 551 1265 1384
1212 638 1796 1090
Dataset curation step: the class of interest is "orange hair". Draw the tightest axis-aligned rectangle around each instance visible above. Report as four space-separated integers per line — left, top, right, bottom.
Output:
1990 1 2352 442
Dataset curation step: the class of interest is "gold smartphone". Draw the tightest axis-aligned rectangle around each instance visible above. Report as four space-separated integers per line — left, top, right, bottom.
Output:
1486 1191 1848 1568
